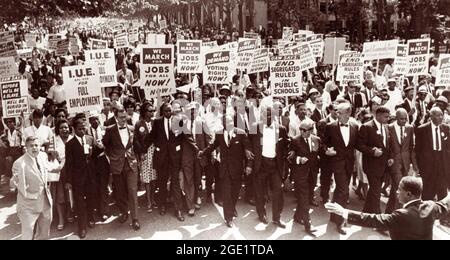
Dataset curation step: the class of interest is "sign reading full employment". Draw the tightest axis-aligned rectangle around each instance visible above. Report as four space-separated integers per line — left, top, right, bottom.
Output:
236 38 257 71
248 48 269 74
406 38 430 76
91 39 108 50
203 50 232 85
62 65 103 114
336 51 365 85
269 55 302 97
1 79 30 117
177 40 203 74
84 49 117 87
140 45 176 97
435 54 450 87
393 44 408 75
362 40 398 61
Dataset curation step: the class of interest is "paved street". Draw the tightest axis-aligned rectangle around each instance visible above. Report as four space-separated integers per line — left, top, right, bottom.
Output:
1 182 449 240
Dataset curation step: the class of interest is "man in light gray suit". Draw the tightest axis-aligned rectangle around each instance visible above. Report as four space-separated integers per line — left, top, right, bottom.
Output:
386 108 418 213
11 136 60 240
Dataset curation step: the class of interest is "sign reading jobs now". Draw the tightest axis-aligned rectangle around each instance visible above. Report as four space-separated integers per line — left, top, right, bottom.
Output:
62 65 103 114
1 80 29 117
270 55 302 97
140 45 176 98
407 38 430 76
177 40 203 74
436 54 450 87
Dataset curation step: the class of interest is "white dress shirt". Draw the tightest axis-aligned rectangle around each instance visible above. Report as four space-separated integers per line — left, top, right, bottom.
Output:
339 121 350 147
373 119 387 147
431 123 442 151
23 124 54 146
118 125 129 147
394 122 405 145
262 124 276 158
6 129 21 147
164 117 172 140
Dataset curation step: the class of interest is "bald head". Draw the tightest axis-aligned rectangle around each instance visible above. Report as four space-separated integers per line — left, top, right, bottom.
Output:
396 108 408 127
299 120 314 138
430 107 444 126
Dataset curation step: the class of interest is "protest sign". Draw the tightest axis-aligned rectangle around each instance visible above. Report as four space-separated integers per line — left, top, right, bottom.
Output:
406 38 430 76
146 34 166 45
1 79 29 117
25 33 37 48
62 64 103 114
336 51 364 85
282 27 294 41
435 54 450 87
324 37 346 65
48 34 62 50
219 41 238 73
177 40 203 74
202 41 218 52
140 45 176 97
84 49 117 87
128 28 139 44
393 44 408 75
269 55 302 97
69 37 80 56
203 49 232 85
0 31 16 58
306 34 324 58
248 48 269 74
160 20 167 30
91 39 108 50
362 39 398 61
16 49 33 60
114 33 128 49
243 32 259 39
291 43 317 71
236 38 257 71
55 39 70 57
0 57 18 76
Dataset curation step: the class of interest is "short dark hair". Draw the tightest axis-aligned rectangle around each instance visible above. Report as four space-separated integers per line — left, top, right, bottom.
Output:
295 102 306 110
55 119 69 136
73 118 86 128
399 176 423 197
375 106 390 116
114 107 126 117
32 109 44 119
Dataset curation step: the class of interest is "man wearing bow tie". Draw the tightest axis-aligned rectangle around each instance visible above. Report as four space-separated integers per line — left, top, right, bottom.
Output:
103 107 140 230
415 107 450 201
358 106 392 216
323 102 359 235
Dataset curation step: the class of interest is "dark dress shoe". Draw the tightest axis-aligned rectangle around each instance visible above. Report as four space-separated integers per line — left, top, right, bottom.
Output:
132 219 140 231
160 207 166 216
226 220 234 228
259 216 268 224
337 224 347 235
176 211 185 222
78 229 87 239
354 188 365 201
310 200 319 207
233 210 238 218
273 220 286 229
88 221 95 228
119 213 129 224
294 218 305 225
305 222 317 235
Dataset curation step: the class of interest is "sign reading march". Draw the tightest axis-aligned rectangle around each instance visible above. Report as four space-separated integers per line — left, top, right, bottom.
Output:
203 50 232 84
91 39 108 50
269 55 302 97
177 40 203 73
407 38 430 76
85 49 117 87
435 54 450 87
1 79 29 117
140 45 176 97
393 44 408 75
62 65 103 114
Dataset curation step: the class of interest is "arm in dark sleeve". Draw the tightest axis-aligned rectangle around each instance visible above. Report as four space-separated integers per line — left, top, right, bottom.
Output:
357 125 376 156
347 210 400 229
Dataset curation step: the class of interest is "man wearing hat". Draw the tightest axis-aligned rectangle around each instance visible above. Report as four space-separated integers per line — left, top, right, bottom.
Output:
306 88 320 113
219 85 232 99
434 96 450 124
416 86 431 126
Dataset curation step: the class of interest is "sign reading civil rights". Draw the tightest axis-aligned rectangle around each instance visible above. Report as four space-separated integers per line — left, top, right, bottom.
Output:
84 49 117 87
435 54 450 87
203 50 232 85
393 44 408 75
140 45 176 97
406 38 430 76
269 55 302 97
1 79 30 117
362 39 398 61
177 40 203 74
62 65 103 114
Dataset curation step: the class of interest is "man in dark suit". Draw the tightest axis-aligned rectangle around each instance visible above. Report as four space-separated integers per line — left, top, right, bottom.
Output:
323 102 359 235
395 86 416 124
386 108 418 213
288 120 320 235
64 118 96 239
310 95 327 123
317 103 338 203
144 103 191 221
326 176 450 240
415 107 450 201
344 81 363 117
248 105 289 228
102 107 140 230
358 106 392 216
362 79 376 105
199 113 252 227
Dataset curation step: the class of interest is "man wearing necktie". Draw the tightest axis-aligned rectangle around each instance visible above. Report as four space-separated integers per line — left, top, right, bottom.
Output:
415 107 450 201
357 106 393 217
344 81 363 117
386 108 418 213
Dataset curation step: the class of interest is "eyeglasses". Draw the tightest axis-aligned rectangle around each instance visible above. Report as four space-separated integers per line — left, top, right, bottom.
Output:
300 128 314 132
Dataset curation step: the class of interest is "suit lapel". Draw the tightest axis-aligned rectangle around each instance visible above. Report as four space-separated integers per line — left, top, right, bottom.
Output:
27 154 44 184
334 121 346 147
113 125 126 149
